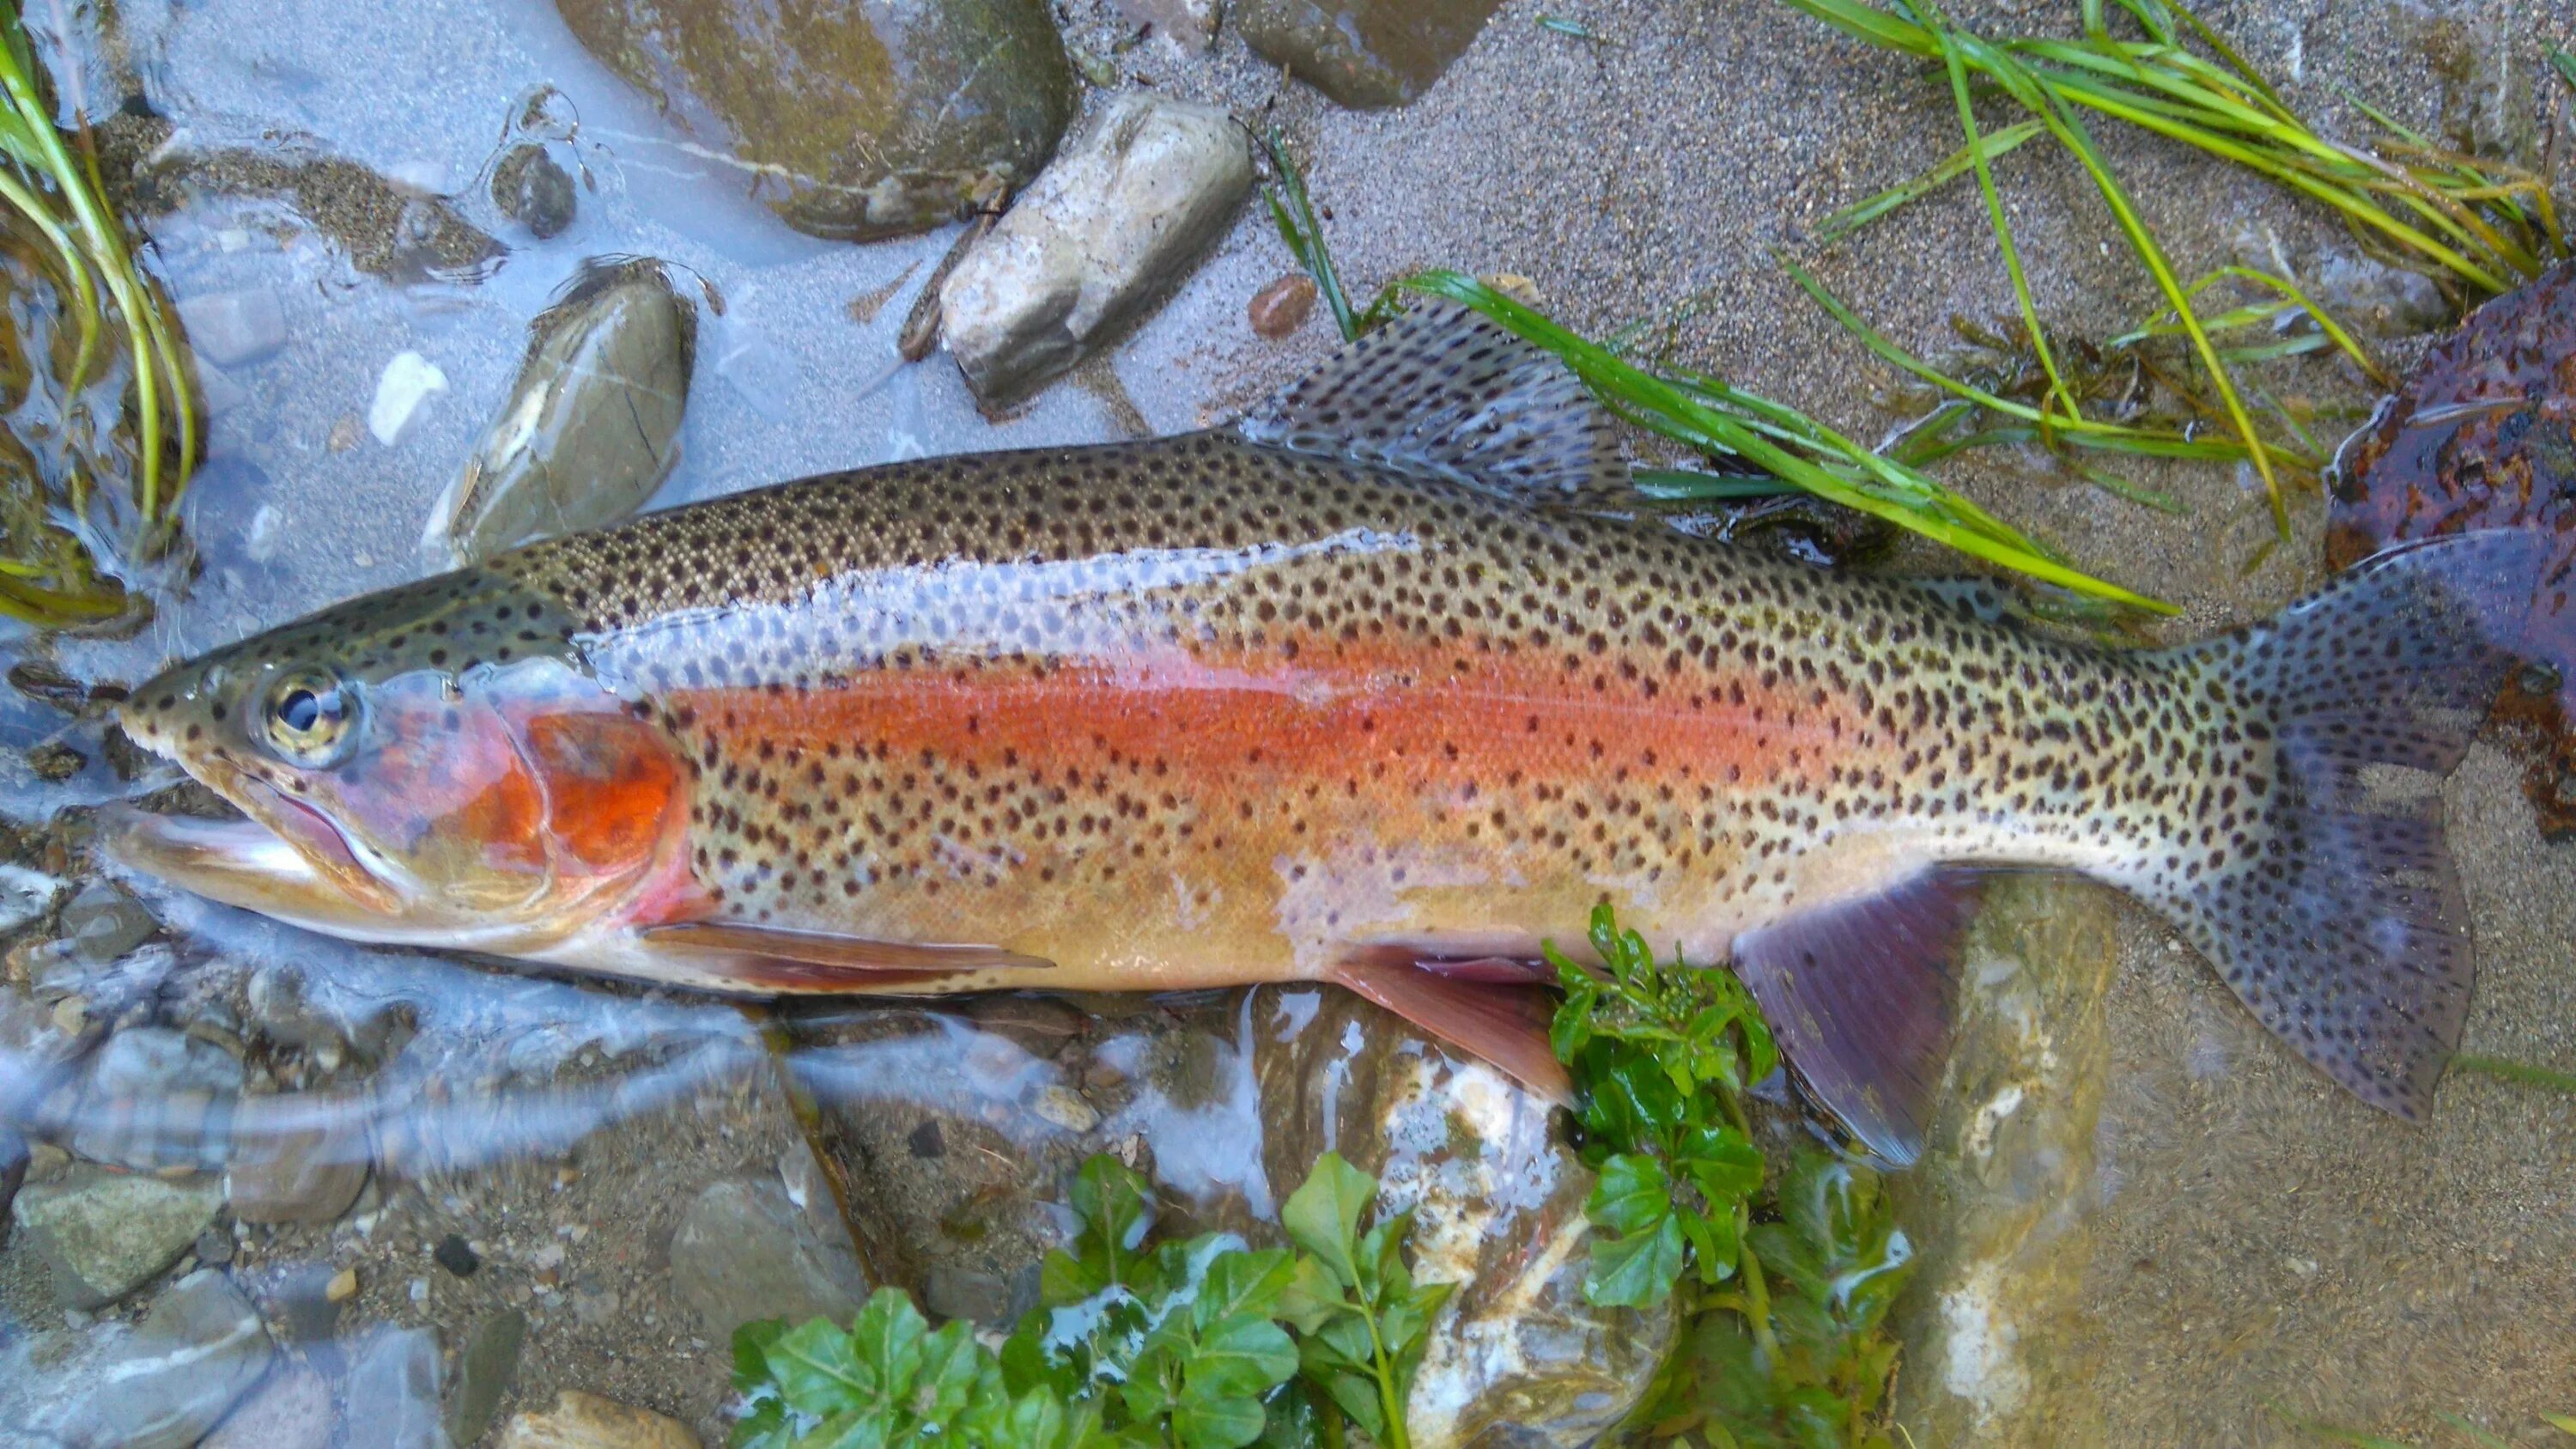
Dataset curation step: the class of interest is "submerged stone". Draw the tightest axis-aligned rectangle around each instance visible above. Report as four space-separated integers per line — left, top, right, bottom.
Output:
44 1271 271 1447
2326 259 2576 837
1889 877 2123 1445
13 1166 222 1307
666 1178 870 1339
1235 0 1506 107
554 0 1075 240
940 91 1253 405
424 259 695 565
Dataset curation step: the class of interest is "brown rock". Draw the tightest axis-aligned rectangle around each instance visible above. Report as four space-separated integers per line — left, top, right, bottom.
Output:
225 1093 368 1223
1249 274 1318 339
496 1390 697 1449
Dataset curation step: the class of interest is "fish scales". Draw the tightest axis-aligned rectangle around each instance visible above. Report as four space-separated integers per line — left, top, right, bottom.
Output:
107 299 2545 1164
488 435 2171 990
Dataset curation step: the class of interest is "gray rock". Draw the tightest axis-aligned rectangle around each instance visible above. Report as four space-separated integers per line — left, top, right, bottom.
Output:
225 1093 369 1224
241 963 407 1061
2307 252 2451 340
940 91 1253 405
554 0 1075 240
447 1309 527 1446
90 1027 240 1098
921 1261 1037 1327
491 143 577 240
203 1362 333 1449
14 1166 223 1307
54 885 155 964
343 1325 448 1449
174 287 288 368
1113 0 1218 49
425 259 696 566
64 1026 244 1171
1234 0 1504 107
666 1178 869 1340
32 1269 276 1448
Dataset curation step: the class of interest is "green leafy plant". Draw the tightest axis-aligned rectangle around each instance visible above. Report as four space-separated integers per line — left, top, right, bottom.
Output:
1779 0 2567 541
0 0 197 625
1549 904 1916 1448
1272 1154 1453 1448
733 1152 1449 1449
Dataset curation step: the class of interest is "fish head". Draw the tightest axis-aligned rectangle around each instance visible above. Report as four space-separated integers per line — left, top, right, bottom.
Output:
106 571 693 952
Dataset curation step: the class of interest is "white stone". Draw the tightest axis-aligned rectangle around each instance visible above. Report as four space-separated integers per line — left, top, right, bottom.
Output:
369 351 448 445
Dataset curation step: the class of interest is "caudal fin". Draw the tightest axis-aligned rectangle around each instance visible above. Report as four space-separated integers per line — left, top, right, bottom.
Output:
2129 529 2544 1118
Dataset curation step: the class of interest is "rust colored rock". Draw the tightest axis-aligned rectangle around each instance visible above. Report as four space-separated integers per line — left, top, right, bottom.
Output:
1249 274 1317 339
2328 260 2576 836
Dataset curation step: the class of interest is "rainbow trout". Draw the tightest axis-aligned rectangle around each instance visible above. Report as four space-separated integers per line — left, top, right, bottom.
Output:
106 301 2542 1163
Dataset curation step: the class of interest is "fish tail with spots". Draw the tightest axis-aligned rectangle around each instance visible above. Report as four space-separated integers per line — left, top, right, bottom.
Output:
2114 530 2543 1118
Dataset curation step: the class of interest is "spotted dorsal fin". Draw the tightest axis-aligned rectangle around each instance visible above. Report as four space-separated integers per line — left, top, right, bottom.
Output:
1235 294 1626 505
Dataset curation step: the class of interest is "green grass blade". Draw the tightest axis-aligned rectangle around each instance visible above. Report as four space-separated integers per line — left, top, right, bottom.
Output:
1814 118 2043 241
1261 130 1359 343
1404 270 2173 611
1925 0 2078 429
2450 1054 2576 1097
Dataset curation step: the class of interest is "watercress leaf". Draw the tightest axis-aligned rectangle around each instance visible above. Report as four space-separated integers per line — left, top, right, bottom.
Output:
728 1392 791 1449
1297 1344 1385 1442
1748 1221 1832 1306
1587 1153 1675 1236
1003 1385 1072 1449
1307 1311 1377 1373
1280 1152 1375 1288
1253 1380 1326 1449
1585 901 1619 967
1194 1246 1296 1331
1275 1254 1352 1334
797 1407 892 1449
911 1320 985 1425
1173 1385 1268 1449
1676 1122 1766 1205
1040 1245 1106 1307
1071 1155 1157 1287
848 1288 928 1405
1189 1313 1300 1400
1585 1209 1686 1307
766 1316 875 1418
734 1318 791 1392
999 1313 1072 1397
1118 1337 1182 1426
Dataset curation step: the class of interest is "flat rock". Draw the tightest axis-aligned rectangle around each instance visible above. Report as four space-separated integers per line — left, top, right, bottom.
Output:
342 1325 447 1449
495 1391 696 1449
1234 0 1504 107
555 0 1074 240
941 90 1252 405
173 287 287 368
447 1309 527 1446
666 1178 869 1340
226 1093 370 1224
204 1361 334 1449
20 1269 276 1449
13 1166 223 1307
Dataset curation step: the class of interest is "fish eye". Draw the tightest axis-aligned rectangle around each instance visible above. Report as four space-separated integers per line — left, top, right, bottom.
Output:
261 669 355 765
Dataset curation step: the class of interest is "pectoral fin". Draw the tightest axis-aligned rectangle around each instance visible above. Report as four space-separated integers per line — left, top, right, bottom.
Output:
637 921 1054 993
1328 950 1571 1104
1729 868 1987 1167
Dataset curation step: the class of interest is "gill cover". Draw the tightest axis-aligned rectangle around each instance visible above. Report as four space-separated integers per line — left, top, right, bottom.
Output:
112 643 690 949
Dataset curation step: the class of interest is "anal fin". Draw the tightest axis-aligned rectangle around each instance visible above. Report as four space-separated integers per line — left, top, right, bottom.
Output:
1729 868 1987 1168
1327 951 1572 1105
639 922 1053 993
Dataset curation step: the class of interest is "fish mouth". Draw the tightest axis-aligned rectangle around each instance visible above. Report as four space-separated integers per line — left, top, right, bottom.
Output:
100 768 405 928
